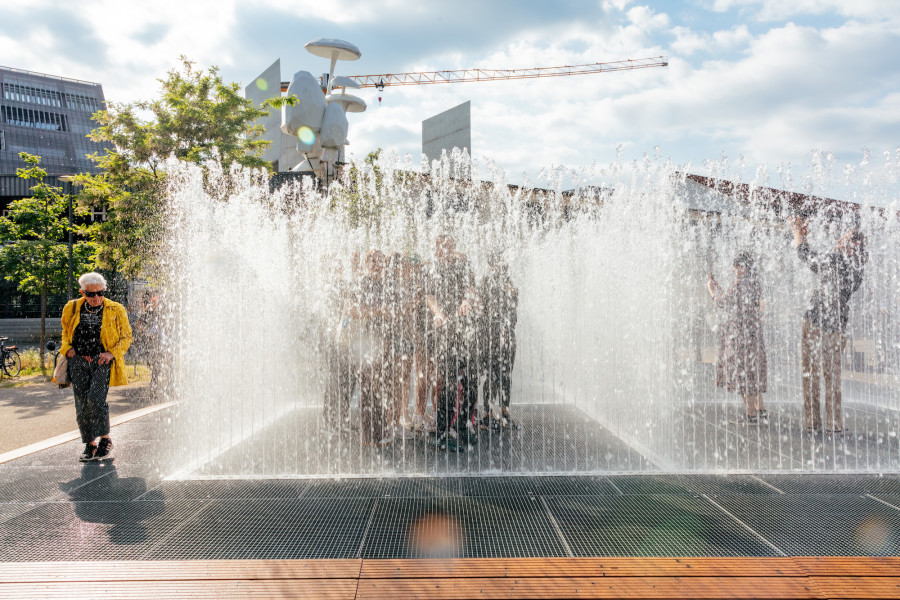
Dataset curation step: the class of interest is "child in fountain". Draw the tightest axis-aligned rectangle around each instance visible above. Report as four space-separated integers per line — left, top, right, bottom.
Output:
707 252 768 423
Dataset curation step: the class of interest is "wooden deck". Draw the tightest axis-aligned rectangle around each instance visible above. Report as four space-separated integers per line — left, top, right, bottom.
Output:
1 557 899 599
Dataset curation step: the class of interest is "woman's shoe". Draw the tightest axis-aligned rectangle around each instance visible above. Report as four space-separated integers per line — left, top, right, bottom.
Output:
825 427 850 437
757 409 768 420
413 415 435 433
375 434 395 447
95 438 114 460
78 443 97 462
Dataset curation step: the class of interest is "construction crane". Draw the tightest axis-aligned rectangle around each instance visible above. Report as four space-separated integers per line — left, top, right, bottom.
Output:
280 56 668 94
275 44 667 178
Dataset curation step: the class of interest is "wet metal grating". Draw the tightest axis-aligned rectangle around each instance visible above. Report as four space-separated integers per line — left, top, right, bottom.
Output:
713 494 900 556
757 474 900 495
1 470 899 560
361 496 569 558
0 500 206 562
544 494 779 557
142 498 374 560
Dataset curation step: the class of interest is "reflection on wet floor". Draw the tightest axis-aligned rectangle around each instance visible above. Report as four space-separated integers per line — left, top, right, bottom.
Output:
178 398 899 478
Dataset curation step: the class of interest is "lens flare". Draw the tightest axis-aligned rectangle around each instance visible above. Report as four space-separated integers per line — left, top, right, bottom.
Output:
298 126 316 145
407 512 463 558
255 78 268 91
854 517 892 552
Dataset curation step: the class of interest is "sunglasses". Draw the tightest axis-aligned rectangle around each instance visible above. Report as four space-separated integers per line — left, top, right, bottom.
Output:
82 290 106 298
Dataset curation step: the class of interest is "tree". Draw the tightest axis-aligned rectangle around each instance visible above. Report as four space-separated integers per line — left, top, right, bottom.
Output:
333 149 385 227
74 57 273 279
0 153 96 367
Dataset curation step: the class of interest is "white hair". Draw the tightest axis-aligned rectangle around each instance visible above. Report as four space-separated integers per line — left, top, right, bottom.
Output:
78 272 108 290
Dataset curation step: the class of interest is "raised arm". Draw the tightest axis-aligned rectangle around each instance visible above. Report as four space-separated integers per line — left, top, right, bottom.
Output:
789 216 824 273
426 294 447 328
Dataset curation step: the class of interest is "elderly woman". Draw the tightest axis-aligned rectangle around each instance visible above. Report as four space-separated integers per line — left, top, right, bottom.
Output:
54 272 133 461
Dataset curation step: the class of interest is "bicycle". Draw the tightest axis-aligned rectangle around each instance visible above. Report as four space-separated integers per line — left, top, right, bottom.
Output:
46 340 61 370
0 337 22 378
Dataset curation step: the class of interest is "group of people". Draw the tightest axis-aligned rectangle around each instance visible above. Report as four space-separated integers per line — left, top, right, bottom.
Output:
707 215 867 435
323 234 519 452
53 215 869 464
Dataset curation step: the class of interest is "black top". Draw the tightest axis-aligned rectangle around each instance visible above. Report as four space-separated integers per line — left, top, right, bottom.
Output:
353 274 388 334
797 242 866 333
73 302 105 356
425 256 478 353
480 266 518 347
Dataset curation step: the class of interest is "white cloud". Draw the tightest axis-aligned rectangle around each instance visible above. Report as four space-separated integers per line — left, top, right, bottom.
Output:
671 24 752 54
2 1 898 190
710 0 898 21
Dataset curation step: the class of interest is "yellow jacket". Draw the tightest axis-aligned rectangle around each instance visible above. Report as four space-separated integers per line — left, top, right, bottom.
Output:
54 297 133 387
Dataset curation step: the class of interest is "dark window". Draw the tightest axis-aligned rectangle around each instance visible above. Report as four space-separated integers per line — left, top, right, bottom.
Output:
63 92 99 112
2 82 62 107
1 105 68 131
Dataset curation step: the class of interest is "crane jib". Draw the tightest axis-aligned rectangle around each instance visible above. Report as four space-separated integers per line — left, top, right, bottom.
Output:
278 56 668 92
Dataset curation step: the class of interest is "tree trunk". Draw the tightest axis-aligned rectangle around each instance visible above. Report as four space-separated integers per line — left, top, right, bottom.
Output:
39 284 47 371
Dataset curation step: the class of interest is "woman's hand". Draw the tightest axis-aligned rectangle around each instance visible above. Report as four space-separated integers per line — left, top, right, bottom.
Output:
707 276 720 299
97 352 114 365
433 312 447 329
65 349 75 358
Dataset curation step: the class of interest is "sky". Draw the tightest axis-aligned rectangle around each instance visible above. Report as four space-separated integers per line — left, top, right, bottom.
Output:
2 0 899 196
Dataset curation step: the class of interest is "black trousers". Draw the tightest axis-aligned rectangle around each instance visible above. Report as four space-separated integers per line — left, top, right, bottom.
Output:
436 350 478 438
358 358 387 444
323 344 353 430
486 340 516 410
69 355 112 443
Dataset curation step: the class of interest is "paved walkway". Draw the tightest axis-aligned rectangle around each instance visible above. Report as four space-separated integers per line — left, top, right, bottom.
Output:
0 378 152 454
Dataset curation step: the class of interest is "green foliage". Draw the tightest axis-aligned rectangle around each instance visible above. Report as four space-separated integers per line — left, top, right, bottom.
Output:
333 149 385 227
0 153 96 363
261 94 298 110
75 57 274 279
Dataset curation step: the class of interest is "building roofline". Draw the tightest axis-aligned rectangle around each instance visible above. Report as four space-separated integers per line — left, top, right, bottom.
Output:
0 65 102 87
681 172 899 222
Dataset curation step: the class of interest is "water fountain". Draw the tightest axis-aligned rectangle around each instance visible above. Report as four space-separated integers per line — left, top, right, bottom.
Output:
158 149 900 479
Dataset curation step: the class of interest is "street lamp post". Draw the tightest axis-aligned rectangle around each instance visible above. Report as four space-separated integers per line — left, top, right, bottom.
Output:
57 176 75 300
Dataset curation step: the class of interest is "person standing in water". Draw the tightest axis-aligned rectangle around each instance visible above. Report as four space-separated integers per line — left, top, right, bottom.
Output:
480 251 519 429
789 216 867 435
708 252 768 423
347 250 393 447
426 235 481 452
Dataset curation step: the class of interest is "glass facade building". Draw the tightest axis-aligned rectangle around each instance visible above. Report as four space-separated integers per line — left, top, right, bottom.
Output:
0 66 113 319
0 65 110 177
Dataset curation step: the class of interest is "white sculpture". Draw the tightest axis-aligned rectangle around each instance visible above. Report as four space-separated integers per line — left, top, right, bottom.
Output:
283 71 325 138
282 38 365 180
320 102 349 149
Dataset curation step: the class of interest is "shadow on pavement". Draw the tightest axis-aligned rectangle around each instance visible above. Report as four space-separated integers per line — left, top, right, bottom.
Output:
59 462 165 546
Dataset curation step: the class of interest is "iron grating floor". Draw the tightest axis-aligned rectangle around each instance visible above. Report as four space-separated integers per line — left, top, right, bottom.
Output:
1 405 900 560
544 494 779 557
713 494 900 556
